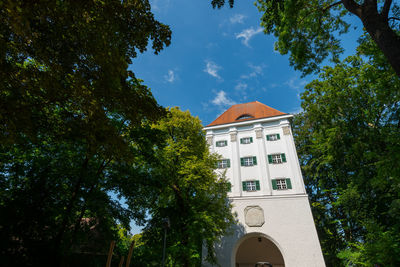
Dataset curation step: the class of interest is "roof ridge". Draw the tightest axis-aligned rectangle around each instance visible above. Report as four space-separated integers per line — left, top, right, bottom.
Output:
207 101 286 127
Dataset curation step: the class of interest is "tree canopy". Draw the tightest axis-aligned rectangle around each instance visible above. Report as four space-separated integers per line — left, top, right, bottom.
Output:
0 0 171 265
121 108 235 267
0 0 171 145
211 0 400 76
293 37 400 266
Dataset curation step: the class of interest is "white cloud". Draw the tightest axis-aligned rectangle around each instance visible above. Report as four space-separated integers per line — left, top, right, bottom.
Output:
164 70 175 83
151 0 171 12
285 77 307 90
236 27 263 47
212 90 236 107
204 60 222 80
241 63 265 79
285 76 308 99
235 82 248 91
230 14 246 24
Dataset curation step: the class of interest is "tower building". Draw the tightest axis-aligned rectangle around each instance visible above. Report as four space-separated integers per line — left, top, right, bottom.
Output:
203 101 325 267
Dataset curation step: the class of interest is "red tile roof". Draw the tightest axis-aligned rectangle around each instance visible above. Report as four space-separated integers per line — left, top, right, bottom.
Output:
207 101 287 127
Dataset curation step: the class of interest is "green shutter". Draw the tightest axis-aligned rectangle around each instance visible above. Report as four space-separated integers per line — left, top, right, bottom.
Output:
277 133 280 140
242 181 247 191
224 140 227 146
266 135 270 141
250 137 253 143
240 138 243 144
227 159 231 168
286 178 292 189
253 156 257 165
240 158 244 166
281 153 287 162
255 180 260 190
272 179 277 190
268 155 273 163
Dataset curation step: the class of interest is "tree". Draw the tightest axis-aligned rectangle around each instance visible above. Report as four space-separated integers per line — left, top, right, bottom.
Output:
1 0 171 144
0 1 171 265
292 37 400 266
121 108 235 267
211 0 400 76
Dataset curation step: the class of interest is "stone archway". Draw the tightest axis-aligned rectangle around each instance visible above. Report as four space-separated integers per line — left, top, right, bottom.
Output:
234 233 285 267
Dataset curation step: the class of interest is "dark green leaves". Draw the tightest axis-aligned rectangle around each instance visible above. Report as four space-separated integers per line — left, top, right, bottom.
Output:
293 38 400 265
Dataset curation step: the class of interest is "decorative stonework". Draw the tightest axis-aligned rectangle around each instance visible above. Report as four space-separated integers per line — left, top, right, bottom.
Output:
206 136 213 146
230 132 237 142
282 126 291 135
244 206 265 227
255 129 263 139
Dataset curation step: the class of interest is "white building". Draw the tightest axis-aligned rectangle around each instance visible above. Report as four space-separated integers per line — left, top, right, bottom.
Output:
203 101 325 267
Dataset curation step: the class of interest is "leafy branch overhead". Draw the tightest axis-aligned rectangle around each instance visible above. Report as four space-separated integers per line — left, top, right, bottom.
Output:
212 0 400 76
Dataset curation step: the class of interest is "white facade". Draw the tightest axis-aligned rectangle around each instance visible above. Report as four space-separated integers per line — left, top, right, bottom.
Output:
204 113 325 267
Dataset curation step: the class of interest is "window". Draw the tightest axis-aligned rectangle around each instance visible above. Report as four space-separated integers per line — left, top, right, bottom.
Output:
272 178 292 190
266 133 280 141
217 159 230 169
267 153 287 164
240 156 257 166
242 180 260 191
240 137 253 144
216 140 228 147
236 114 254 120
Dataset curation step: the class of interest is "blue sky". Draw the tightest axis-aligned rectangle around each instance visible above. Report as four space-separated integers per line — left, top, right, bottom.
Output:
131 0 362 126
128 0 362 234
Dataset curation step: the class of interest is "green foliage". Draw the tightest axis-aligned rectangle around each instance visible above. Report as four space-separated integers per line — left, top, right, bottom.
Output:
124 108 235 267
211 0 400 76
0 0 171 144
293 37 400 266
0 0 170 265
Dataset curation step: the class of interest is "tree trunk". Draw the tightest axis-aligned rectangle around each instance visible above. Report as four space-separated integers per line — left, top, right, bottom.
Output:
362 7 400 76
342 0 400 76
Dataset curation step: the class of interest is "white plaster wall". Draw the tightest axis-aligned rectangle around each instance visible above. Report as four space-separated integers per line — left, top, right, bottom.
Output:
208 118 305 197
204 115 325 267
204 196 325 267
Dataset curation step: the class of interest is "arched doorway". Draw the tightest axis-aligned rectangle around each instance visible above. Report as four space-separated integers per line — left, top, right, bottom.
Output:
234 233 285 267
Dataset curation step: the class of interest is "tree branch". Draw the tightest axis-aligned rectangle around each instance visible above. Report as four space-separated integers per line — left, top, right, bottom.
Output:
342 0 362 17
323 1 343 12
388 17 400 21
382 0 392 19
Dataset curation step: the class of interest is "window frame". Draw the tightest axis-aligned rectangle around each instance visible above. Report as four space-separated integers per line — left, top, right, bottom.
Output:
242 180 260 191
246 181 257 191
272 154 282 164
240 137 253 144
216 140 228 147
272 178 292 190
266 133 280 141
267 153 287 164
240 156 257 167
217 159 230 169
276 179 287 190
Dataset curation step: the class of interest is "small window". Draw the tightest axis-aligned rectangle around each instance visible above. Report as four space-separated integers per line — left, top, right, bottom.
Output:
240 137 253 144
217 159 230 169
272 178 292 190
242 180 260 191
266 134 280 141
240 156 257 167
236 114 254 120
267 153 287 164
216 140 228 147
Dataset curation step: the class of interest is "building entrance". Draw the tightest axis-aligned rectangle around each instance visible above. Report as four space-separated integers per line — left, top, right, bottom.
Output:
235 234 284 267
